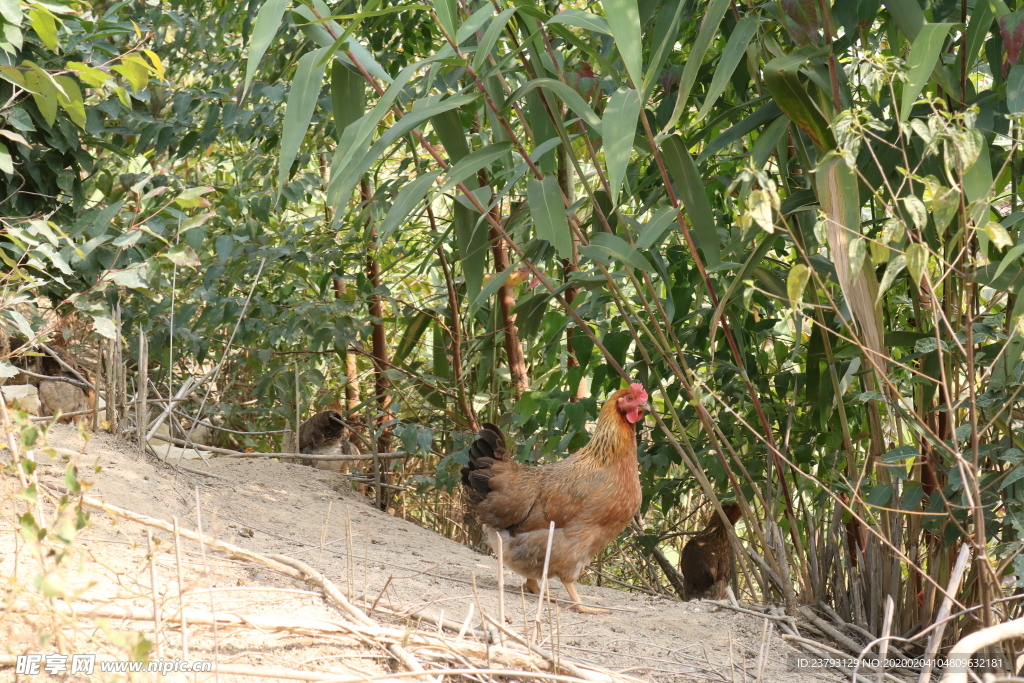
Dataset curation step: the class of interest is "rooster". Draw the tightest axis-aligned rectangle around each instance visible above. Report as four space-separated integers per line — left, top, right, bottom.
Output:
461 382 649 613
680 502 742 600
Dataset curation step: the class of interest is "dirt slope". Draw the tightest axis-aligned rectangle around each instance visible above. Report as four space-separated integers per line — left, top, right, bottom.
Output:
1 424 844 682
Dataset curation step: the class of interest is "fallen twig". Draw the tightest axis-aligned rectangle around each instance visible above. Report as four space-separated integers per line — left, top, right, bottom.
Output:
149 433 408 461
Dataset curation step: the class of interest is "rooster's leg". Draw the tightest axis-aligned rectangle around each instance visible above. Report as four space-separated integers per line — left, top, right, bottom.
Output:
523 578 540 594
563 581 609 614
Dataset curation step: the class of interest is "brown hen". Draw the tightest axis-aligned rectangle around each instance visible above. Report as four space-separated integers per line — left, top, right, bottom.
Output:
299 410 360 470
461 383 649 613
680 502 742 600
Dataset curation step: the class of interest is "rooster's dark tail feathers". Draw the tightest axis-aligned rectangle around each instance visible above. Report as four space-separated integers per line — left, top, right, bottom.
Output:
460 423 508 502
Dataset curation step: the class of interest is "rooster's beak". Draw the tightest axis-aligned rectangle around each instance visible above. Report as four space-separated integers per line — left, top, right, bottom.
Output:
641 401 651 412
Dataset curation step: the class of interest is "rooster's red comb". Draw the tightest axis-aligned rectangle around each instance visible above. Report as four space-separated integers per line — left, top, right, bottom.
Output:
630 382 648 402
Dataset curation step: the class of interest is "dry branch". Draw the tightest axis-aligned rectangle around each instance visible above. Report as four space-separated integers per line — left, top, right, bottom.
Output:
148 433 408 461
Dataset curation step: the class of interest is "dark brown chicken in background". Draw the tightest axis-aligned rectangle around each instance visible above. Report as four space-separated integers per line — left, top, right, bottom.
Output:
680 502 742 600
299 410 360 470
461 383 649 613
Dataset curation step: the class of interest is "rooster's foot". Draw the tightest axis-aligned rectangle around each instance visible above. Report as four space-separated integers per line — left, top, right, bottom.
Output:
570 603 610 614
523 579 540 594
563 581 608 614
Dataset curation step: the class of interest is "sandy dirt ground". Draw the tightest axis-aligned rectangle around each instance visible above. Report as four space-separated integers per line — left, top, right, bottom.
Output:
0 423 846 682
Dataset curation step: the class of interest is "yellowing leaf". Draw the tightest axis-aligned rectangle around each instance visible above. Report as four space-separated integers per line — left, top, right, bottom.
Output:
22 68 56 125
0 66 26 89
929 186 959 237
142 50 164 80
876 254 906 302
984 221 1013 250
905 243 927 288
165 243 201 268
54 75 85 128
0 140 11 174
174 185 215 208
870 237 890 265
902 195 927 230
787 263 810 309
0 129 28 145
113 86 130 108
848 236 867 277
28 7 57 51
748 189 775 233
67 61 111 88
112 57 148 93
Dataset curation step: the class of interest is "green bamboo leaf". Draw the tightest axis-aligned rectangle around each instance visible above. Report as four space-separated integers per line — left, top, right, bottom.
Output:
963 142 992 203
328 56 462 202
455 204 489 302
635 207 678 250
882 445 921 463
504 78 602 130
1009 64 1024 115
581 232 653 271
439 141 514 192
603 87 640 205
432 108 489 301
472 7 517 73
332 61 366 138
244 0 289 95
884 0 924 40
456 4 493 44
707 233 776 353
278 47 329 191
661 135 721 267
994 243 1024 282
751 266 786 300
641 0 684 98
695 16 760 124
877 254 906 302
662 0 730 132
546 8 611 34
787 263 811 308
293 3 392 84
433 0 458 39
379 171 441 241
600 0 642 86
528 175 572 258
900 23 956 122
329 93 479 207
470 262 517 313
751 117 789 170
763 47 835 149
956 0 993 76
698 101 782 163
905 243 927 288
393 310 433 366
